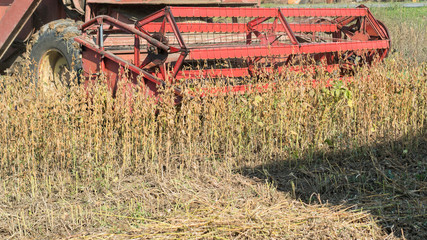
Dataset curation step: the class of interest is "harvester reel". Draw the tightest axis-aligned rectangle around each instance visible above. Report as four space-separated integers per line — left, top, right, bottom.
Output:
74 5 390 98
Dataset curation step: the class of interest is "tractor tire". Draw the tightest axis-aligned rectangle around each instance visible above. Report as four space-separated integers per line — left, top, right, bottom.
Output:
29 19 82 89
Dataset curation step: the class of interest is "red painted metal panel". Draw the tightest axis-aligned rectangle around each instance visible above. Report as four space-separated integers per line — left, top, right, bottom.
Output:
0 0 14 22
170 7 277 18
280 8 367 17
0 0 42 60
169 7 367 18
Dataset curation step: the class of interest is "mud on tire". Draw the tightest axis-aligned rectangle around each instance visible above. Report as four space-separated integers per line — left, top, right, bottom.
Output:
29 19 82 89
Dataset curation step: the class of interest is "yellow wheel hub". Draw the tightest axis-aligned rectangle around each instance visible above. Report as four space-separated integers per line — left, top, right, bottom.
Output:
38 49 68 91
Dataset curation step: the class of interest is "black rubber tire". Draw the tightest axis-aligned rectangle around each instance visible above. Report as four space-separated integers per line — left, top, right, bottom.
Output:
29 19 82 87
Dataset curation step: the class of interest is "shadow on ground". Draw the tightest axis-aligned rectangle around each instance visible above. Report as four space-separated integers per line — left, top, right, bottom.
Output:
238 128 427 239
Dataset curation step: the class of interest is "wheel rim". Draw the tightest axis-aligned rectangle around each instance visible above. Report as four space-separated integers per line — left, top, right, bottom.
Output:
38 49 68 90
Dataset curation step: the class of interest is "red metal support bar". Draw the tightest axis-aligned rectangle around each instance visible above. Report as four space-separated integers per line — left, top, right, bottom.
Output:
81 15 169 52
134 35 140 66
164 7 188 81
164 7 187 50
135 8 166 28
142 22 338 33
172 52 188 79
85 4 92 22
361 16 366 34
187 40 389 60
159 17 166 35
364 9 388 40
278 8 299 45
247 17 272 29
335 16 358 28
97 18 105 72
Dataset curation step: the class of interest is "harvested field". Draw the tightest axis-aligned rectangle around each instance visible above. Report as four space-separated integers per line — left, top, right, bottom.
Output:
0 5 425 240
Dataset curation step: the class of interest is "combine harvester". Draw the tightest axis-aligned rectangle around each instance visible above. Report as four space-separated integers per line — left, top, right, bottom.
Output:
0 0 390 98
